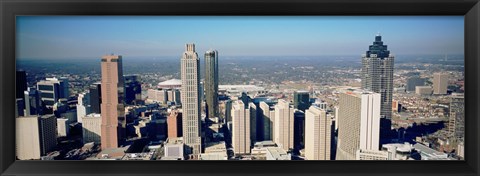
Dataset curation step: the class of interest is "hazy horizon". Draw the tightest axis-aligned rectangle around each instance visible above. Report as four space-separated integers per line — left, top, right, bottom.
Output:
17 16 464 59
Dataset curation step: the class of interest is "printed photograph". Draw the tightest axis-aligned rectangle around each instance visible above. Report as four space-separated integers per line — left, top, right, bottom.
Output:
15 16 464 160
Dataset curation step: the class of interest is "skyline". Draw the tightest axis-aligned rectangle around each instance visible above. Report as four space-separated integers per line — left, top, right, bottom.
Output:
17 16 464 59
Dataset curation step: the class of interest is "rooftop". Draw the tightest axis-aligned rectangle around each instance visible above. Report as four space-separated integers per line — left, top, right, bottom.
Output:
158 79 182 86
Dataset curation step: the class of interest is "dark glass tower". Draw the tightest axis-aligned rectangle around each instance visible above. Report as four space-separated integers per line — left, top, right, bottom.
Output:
294 91 310 112
204 49 219 120
124 75 142 105
89 83 102 114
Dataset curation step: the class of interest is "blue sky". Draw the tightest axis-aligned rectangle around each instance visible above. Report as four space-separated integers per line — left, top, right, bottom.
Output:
16 16 464 59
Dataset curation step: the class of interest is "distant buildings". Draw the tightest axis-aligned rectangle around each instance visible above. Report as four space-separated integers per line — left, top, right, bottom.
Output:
205 49 219 119
82 113 102 144
100 54 126 150
406 76 427 92
361 34 394 130
293 91 310 112
274 99 294 151
416 86 433 95
180 43 202 155
157 79 182 89
305 106 331 160
231 100 251 154
147 88 181 105
433 72 449 95
336 88 381 160
16 115 57 160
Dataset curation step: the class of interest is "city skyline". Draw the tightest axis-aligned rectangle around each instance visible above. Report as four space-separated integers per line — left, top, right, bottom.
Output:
17 16 463 59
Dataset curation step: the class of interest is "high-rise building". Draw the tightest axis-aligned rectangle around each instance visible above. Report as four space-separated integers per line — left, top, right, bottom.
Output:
274 99 294 151
433 72 449 95
293 110 305 150
406 76 426 92
448 94 464 139
249 102 258 145
24 88 42 116
76 91 91 123
205 49 219 120
231 100 251 154
336 88 381 160
16 70 27 100
100 54 126 150
37 77 68 108
180 44 202 155
361 34 394 122
82 113 102 144
89 83 102 114
294 91 310 112
124 75 142 105
16 115 57 160
259 101 273 141
168 110 183 138
305 106 331 160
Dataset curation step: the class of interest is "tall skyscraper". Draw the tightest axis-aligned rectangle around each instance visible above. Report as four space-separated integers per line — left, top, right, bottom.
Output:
305 106 331 160
16 70 28 100
231 100 251 154
100 54 126 150
89 83 102 114
336 88 381 160
293 110 305 150
204 49 219 120
448 94 464 139
274 99 294 151
180 43 202 155
433 72 449 95
294 91 310 112
361 34 394 140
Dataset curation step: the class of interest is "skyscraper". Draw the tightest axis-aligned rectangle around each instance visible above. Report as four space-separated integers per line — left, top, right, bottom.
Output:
231 100 251 154
205 49 219 120
100 54 126 150
16 115 57 160
305 106 331 160
433 72 449 95
180 43 202 155
294 91 310 112
274 99 294 151
336 88 381 160
89 83 102 114
361 34 394 138
37 77 68 108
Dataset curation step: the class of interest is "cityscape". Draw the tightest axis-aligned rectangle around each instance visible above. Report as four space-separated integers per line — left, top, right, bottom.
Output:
15 16 464 160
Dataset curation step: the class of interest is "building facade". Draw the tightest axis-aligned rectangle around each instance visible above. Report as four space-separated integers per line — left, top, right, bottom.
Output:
433 72 449 95
204 49 219 120
100 54 126 149
274 99 294 151
305 106 331 160
336 88 381 160
231 100 251 154
294 91 310 112
180 44 202 155
361 34 394 122
83 113 102 144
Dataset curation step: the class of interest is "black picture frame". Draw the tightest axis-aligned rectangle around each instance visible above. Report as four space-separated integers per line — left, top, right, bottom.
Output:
1 0 479 176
